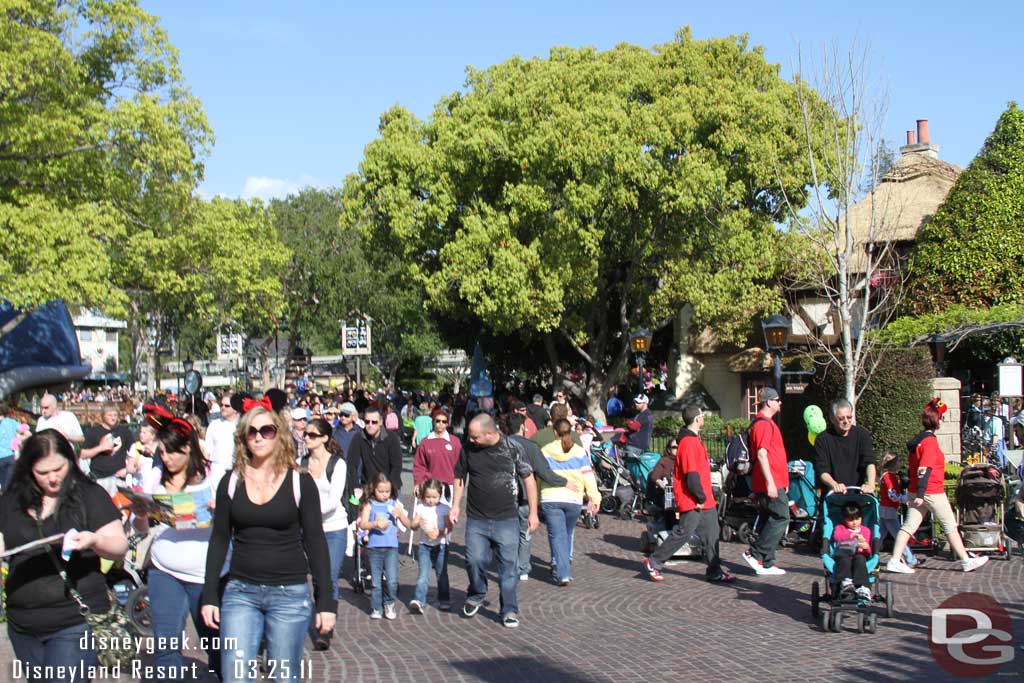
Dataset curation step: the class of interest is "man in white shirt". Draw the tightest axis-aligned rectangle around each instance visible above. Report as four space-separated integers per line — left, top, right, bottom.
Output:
36 394 84 444
203 392 239 481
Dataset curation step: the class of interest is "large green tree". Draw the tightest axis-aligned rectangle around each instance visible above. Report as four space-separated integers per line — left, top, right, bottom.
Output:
117 198 289 393
905 102 1024 314
343 28 818 415
0 0 211 317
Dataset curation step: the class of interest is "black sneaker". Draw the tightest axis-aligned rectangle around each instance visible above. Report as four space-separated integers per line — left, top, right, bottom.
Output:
462 601 481 618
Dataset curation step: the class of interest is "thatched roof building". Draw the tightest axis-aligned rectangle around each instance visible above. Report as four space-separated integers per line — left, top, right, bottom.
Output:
845 119 962 273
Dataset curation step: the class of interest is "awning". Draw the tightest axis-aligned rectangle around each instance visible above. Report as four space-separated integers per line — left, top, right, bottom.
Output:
726 347 773 373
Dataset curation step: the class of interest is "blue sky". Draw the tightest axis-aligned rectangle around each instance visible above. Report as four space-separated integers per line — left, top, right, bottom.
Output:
145 0 1023 201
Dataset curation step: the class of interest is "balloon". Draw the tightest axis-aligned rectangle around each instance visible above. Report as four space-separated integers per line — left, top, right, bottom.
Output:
803 405 827 435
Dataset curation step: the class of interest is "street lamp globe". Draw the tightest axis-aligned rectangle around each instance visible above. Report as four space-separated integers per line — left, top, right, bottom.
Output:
761 315 791 352
629 328 653 354
183 357 194 374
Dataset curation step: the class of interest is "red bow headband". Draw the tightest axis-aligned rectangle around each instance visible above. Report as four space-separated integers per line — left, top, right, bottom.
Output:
242 396 274 413
928 398 948 417
143 404 193 438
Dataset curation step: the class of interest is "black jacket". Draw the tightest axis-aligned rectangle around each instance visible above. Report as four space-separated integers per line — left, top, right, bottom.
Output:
346 428 403 506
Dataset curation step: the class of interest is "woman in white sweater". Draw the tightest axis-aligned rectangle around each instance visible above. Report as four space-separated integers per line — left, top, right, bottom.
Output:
301 417 348 650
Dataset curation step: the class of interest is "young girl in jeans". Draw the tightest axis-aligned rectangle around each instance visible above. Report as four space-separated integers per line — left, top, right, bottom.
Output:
409 479 451 613
357 472 411 620
878 452 922 568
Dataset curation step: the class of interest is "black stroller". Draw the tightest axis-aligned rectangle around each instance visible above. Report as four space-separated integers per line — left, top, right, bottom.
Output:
956 464 1011 560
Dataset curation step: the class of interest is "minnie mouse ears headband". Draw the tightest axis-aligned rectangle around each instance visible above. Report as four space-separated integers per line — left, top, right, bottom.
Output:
143 403 193 438
927 398 948 417
236 388 288 415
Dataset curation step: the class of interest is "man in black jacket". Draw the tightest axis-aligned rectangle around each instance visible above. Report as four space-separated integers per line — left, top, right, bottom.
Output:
814 399 876 494
346 406 403 506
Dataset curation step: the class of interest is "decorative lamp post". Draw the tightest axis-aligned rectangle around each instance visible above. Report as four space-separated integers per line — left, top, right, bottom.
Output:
629 328 653 396
761 314 791 393
927 334 947 377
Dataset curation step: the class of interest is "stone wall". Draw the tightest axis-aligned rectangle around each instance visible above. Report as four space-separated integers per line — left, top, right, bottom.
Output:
932 376 961 462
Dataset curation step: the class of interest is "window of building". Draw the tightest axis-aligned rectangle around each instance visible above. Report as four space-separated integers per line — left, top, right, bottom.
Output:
744 379 770 419
79 330 92 342
107 330 118 343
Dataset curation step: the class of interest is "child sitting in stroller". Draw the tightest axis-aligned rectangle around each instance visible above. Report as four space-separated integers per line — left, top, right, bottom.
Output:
832 502 873 604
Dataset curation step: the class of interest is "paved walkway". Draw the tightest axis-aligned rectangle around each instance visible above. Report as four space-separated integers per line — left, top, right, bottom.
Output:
3 458 1022 682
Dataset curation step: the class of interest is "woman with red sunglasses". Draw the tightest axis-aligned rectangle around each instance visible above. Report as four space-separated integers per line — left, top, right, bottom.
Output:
200 406 335 682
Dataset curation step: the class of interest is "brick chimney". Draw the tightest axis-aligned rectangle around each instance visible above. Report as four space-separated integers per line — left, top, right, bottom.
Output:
900 118 939 159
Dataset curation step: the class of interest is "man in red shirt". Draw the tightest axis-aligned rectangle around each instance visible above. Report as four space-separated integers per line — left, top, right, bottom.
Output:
742 387 791 576
413 407 463 501
643 406 734 583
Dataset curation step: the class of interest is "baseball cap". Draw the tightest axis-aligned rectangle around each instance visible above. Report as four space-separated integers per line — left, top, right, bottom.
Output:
760 387 781 402
339 402 357 416
633 394 650 404
290 408 309 421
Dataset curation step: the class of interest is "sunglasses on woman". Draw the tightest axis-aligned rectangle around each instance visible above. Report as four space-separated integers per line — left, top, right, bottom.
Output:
303 431 324 439
246 425 279 440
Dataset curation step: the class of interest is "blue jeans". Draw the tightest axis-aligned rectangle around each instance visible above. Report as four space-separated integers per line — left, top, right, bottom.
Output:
324 529 347 601
542 502 581 581
148 567 220 680
0 457 14 491
219 579 311 683
414 543 451 605
517 504 532 576
879 511 918 565
464 516 520 618
367 546 399 612
9 622 95 683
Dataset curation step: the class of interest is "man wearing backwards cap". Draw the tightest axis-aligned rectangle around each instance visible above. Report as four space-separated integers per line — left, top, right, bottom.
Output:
741 386 790 576
626 394 654 453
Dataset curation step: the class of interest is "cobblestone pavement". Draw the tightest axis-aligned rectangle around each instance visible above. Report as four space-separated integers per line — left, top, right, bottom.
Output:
3 459 1023 682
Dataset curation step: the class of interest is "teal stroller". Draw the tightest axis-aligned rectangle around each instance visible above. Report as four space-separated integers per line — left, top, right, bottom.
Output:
811 488 894 633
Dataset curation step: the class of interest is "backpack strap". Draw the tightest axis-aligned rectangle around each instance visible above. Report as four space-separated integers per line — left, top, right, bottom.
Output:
326 453 342 482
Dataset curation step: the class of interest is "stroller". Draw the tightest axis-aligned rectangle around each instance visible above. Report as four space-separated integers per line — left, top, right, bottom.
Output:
350 528 373 593
719 467 759 544
784 460 818 547
956 464 1011 560
811 488 894 633
590 441 649 520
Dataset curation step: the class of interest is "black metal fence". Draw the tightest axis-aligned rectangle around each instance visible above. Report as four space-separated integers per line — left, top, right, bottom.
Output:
650 431 731 462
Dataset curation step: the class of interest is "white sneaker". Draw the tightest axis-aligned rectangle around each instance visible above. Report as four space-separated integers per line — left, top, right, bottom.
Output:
408 600 423 614
760 565 786 576
519 574 529 581
384 603 397 620
741 551 763 573
962 555 989 573
370 609 382 620
855 586 872 602
885 559 915 574
840 578 854 590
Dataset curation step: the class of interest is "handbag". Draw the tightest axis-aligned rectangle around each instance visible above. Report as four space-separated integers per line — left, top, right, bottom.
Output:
37 520 138 668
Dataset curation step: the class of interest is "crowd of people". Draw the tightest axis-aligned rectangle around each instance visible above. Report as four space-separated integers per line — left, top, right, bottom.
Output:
0 381 1017 682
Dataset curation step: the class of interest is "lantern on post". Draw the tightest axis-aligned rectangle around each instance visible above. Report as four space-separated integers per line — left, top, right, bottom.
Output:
629 328 653 395
761 314 791 393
